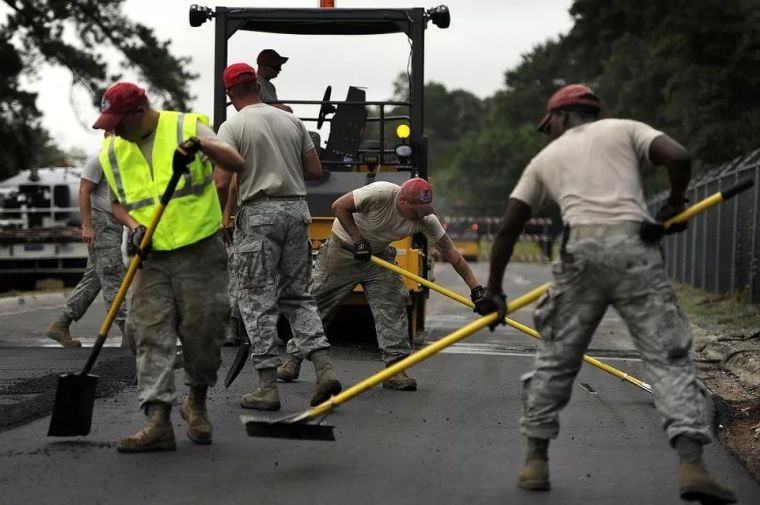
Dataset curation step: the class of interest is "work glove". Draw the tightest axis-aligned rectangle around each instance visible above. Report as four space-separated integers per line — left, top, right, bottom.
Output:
655 198 688 235
353 239 372 262
173 136 203 174
127 225 152 262
639 198 688 243
470 285 485 306
473 288 507 331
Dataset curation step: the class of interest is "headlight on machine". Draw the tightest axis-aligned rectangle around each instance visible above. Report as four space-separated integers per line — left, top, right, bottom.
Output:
395 144 413 162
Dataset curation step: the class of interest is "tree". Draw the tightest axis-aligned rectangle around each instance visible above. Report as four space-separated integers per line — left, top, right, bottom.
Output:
0 0 197 179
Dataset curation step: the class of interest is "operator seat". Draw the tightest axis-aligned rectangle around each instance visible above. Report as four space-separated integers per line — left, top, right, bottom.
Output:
323 86 367 169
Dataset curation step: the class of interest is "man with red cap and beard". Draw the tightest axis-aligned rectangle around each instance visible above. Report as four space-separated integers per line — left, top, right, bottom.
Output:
276 177 486 391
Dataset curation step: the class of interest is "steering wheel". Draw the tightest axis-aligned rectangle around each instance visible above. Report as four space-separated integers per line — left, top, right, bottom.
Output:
317 85 336 130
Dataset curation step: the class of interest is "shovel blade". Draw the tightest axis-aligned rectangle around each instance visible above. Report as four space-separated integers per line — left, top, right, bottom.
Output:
224 340 251 389
48 373 98 437
241 415 335 441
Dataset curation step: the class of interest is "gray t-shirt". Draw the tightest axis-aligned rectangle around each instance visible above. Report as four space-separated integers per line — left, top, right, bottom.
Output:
81 153 112 213
217 103 314 203
258 76 278 103
331 181 447 251
510 119 663 225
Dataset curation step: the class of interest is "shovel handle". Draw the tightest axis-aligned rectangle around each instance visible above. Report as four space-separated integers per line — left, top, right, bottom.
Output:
80 169 185 376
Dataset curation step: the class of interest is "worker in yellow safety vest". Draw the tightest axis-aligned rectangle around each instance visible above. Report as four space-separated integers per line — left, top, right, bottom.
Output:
93 81 245 453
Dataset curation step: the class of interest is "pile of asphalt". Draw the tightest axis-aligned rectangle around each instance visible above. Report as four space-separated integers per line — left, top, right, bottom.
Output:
0 356 135 432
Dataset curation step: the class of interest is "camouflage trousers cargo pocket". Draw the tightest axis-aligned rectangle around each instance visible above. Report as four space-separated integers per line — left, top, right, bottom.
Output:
235 240 271 290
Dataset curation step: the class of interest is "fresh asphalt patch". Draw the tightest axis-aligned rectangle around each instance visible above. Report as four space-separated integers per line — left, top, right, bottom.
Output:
0 355 135 432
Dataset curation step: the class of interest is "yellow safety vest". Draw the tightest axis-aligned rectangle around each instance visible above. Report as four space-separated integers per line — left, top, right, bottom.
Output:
100 111 221 251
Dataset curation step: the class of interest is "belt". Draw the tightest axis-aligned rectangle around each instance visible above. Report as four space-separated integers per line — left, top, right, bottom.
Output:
244 195 306 204
566 221 641 241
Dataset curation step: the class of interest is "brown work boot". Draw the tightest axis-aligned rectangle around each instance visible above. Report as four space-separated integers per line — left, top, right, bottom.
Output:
518 458 550 491
309 350 342 406
518 436 550 491
180 386 212 445
382 360 417 391
277 355 303 382
45 321 81 348
116 402 175 453
679 463 736 504
241 368 281 411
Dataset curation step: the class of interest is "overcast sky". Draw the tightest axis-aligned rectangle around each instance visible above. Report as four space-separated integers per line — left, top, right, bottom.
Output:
21 0 573 154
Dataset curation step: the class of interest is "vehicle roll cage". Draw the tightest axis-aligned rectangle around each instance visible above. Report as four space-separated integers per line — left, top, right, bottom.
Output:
192 5 450 177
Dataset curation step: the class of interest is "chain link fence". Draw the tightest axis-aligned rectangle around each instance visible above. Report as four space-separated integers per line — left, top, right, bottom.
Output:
648 148 760 302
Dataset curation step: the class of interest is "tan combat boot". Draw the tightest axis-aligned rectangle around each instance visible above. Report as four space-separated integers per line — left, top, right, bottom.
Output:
518 437 551 491
676 435 736 503
116 402 175 453
241 368 281 410
382 359 417 391
277 355 303 382
679 463 736 503
180 386 212 445
309 350 342 406
45 321 81 348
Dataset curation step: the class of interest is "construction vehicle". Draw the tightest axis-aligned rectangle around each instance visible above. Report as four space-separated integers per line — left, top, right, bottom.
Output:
442 216 481 262
0 167 88 290
190 3 450 341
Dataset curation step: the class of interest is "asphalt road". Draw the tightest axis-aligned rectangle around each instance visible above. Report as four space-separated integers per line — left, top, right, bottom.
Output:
0 262 758 504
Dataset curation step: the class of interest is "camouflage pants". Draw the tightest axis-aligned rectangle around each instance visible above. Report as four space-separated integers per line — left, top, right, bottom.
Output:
227 246 241 330
520 229 711 444
234 200 329 370
308 235 411 364
128 233 229 408
62 210 127 333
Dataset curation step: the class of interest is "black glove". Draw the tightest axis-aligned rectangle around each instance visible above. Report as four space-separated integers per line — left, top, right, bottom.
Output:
473 289 507 331
353 239 372 261
655 198 688 235
640 198 688 243
127 225 151 261
470 285 485 305
173 136 203 174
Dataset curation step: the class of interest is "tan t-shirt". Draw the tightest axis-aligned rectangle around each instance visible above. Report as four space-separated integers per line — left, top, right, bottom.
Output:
331 181 447 250
216 103 313 204
510 119 664 225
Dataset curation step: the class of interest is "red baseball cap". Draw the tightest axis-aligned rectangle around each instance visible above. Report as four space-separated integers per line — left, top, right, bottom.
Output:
537 84 600 132
92 82 147 130
400 177 434 216
257 49 289 67
223 63 257 90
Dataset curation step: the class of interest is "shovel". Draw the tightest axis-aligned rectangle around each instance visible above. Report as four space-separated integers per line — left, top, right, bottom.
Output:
48 138 200 437
240 282 550 441
224 318 251 389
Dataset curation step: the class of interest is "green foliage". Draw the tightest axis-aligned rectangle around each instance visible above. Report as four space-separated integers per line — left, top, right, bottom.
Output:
0 0 197 179
425 0 760 216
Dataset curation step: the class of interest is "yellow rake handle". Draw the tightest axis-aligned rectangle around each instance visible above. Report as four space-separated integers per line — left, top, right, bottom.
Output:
368 256 651 393
302 283 549 421
663 178 754 229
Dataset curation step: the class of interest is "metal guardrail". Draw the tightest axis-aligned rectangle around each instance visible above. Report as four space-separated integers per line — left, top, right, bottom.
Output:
648 148 760 302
